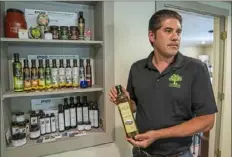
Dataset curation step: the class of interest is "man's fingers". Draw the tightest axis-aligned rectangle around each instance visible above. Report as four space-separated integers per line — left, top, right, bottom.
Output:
127 138 138 147
109 92 116 102
135 134 148 141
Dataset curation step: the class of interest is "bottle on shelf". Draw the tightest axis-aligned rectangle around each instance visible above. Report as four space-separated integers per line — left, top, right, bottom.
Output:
76 96 83 128
38 59 45 90
45 59 52 90
50 113 56 133
58 104 65 132
89 101 94 127
115 85 138 139
39 113 46 136
79 59 87 88
31 60 39 91
51 59 59 89
59 59 66 88
45 114 51 134
13 53 24 92
72 59 79 88
65 59 72 87
23 59 32 91
86 59 92 87
70 97 77 128
64 98 70 130
30 110 38 125
82 96 89 124
93 101 99 128
78 11 85 40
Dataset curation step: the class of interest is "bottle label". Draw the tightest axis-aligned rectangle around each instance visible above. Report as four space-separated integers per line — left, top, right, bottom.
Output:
83 107 89 122
45 118 51 133
79 67 85 82
89 110 94 126
51 68 59 86
65 68 72 85
38 68 45 88
40 118 46 134
77 107 83 122
31 69 38 89
24 69 31 90
118 102 137 133
93 110 99 127
31 117 38 125
58 113 64 131
72 67 79 86
64 109 70 127
51 117 56 132
13 63 23 90
70 108 77 127
59 68 66 86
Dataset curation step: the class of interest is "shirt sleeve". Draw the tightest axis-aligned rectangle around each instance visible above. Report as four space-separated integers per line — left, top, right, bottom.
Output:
191 63 218 117
126 66 137 104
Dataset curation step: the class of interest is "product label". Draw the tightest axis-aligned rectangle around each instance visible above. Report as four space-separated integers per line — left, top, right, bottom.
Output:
70 108 77 127
13 64 23 90
31 68 38 89
24 69 31 89
89 110 94 126
59 68 66 86
58 113 64 131
51 117 56 132
38 68 45 88
64 109 70 127
12 127 19 135
77 107 83 122
65 68 72 85
93 110 99 127
40 118 46 135
79 67 85 82
118 102 137 133
31 117 38 125
51 68 59 86
83 107 89 122
72 67 79 86
45 117 51 133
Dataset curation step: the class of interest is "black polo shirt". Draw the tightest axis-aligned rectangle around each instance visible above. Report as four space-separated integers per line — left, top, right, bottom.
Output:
126 51 217 155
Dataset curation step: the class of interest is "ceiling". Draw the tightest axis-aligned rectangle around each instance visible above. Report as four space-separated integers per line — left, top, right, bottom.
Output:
178 11 214 46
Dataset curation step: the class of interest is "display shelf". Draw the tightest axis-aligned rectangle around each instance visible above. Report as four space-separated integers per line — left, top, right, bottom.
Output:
0 38 103 46
2 85 104 99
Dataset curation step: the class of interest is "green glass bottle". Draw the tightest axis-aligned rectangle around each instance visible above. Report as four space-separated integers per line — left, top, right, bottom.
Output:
13 53 23 92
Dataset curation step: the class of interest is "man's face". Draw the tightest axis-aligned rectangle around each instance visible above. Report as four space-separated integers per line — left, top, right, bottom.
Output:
149 18 182 58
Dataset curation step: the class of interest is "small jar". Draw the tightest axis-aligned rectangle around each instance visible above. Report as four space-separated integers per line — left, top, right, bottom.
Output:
69 26 79 40
49 25 59 39
30 124 41 140
16 112 25 123
12 122 19 135
59 26 69 40
18 121 26 134
77 122 84 131
84 121 91 131
12 133 26 147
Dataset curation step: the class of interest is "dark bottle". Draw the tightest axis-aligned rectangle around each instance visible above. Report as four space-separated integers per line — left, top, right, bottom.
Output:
79 59 85 85
30 110 38 125
58 104 65 132
78 11 85 40
39 113 46 135
86 59 92 87
64 98 70 130
50 113 56 133
65 59 72 87
93 101 99 128
76 96 83 124
89 101 94 127
31 60 38 91
72 59 79 88
82 96 89 123
45 59 52 90
38 59 45 90
70 97 77 128
23 59 31 91
13 53 23 92
51 59 59 88
115 85 138 139
59 59 66 88
45 114 51 134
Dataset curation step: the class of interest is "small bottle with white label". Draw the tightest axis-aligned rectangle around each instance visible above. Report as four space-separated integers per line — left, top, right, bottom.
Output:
64 98 71 130
89 101 94 127
50 113 56 133
72 59 79 88
82 96 89 123
51 59 59 89
45 114 51 134
59 59 66 88
70 97 77 128
58 104 65 132
93 101 99 128
65 59 72 87
39 113 46 136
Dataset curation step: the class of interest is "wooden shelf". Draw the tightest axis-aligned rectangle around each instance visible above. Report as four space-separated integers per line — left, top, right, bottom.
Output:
2 85 104 99
0 38 103 46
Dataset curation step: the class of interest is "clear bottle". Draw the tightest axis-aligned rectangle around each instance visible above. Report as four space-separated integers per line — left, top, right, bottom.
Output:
38 59 45 90
65 59 72 87
59 59 66 88
72 59 79 88
23 59 31 91
115 85 138 139
13 53 24 92
51 59 59 89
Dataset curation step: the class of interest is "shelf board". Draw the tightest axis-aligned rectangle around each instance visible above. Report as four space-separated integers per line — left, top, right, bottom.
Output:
0 38 103 46
4 128 110 157
2 85 104 99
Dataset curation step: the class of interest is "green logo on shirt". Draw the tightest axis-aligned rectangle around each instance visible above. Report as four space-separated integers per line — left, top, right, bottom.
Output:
169 74 182 88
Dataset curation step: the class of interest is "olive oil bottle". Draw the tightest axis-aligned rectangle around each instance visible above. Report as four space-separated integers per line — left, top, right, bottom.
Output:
51 59 59 89
23 59 31 91
86 59 92 87
38 59 45 90
65 59 72 87
59 59 66 88
72 59 79 88
45 59 52 90
115 85 138 138
13 53 23 92
78 11 85 40
31 60 39 91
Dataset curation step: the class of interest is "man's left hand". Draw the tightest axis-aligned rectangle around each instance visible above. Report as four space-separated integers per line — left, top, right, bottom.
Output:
127 130 159 148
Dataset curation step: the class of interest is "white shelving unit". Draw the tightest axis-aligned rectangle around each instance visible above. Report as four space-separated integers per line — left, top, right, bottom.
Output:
0 1 115 157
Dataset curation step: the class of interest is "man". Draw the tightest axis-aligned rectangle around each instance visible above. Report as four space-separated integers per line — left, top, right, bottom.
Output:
109 9 218 157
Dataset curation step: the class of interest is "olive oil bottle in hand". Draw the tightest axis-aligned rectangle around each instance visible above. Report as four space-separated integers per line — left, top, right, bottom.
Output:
115 85 138 139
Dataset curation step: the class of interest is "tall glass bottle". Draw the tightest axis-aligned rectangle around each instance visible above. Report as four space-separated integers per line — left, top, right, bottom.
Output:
31 60 38 91
45 59 52 90
38 59 45 90
51 59 59 89
72 59 79 88
78 11 85 40
86 59 92 87
23 59 31 91
115 85 138 138
13 53 23 92
79 59 85 85
65 59 72 87
59 59 66 88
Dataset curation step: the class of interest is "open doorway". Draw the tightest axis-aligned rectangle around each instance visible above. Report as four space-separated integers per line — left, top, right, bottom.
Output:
178 11 214 157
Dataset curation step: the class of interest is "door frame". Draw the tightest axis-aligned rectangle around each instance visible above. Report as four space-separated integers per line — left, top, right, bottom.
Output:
155 2 229 157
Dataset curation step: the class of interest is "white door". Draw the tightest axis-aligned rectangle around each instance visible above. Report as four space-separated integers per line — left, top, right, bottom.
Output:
156 2 229 157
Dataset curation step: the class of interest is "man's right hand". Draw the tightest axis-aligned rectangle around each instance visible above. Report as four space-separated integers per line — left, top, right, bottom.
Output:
109 85 130 105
